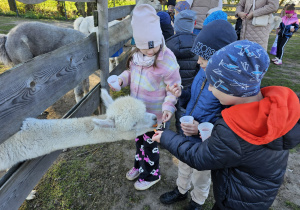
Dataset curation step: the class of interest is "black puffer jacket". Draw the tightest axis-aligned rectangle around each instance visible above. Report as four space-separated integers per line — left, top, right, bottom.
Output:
166 32 199 88
161 87 300 210
161 23 174 40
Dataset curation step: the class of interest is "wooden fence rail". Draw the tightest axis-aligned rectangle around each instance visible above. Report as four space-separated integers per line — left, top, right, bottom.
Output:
0 34 99 145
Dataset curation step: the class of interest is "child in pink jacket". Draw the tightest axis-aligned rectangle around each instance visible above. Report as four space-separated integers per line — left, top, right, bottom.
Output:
272 4 299 65
109 4 181 191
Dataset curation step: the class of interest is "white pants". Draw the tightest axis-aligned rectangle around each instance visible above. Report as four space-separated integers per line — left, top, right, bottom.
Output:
176 160 211 205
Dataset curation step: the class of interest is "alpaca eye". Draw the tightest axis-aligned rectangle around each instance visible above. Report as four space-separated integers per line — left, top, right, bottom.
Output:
132 122 138 127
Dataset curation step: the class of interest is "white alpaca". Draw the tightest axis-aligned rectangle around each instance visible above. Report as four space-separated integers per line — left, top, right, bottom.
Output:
0 89 157 171
73 0 162 71
0 22 89 103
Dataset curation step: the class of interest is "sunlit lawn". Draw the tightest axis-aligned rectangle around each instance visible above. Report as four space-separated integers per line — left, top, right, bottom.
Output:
264 32 300 95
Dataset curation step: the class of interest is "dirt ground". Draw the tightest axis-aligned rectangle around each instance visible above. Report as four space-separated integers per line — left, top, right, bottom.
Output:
0 19 299 210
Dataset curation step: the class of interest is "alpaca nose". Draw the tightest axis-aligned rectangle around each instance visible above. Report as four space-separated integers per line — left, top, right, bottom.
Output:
152 115 157 121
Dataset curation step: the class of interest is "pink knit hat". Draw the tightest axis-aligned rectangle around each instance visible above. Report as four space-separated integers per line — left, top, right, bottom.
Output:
131 4 163 49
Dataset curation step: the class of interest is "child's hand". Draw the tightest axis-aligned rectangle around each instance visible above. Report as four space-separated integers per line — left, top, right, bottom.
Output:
181 120 199 136
166 83 182 98
162 110 173 122
108 78 123 92
290 27 295 32
152 131 163 143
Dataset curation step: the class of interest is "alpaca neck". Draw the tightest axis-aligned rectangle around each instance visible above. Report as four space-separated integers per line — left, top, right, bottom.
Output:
0 117 135 171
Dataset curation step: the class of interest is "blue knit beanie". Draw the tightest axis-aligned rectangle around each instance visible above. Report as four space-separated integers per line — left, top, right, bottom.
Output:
205 40 270 97
203 10 228 26
157 11 172 25
191 19 237 60
174 10 196 33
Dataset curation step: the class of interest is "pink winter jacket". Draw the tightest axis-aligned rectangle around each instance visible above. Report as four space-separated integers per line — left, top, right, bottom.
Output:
119 46 181 124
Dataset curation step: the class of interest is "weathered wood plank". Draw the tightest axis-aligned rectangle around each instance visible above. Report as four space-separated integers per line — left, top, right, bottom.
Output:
0 34 99 145
97 0 110 114
109 38 131 57
108 5 135 22
0 84 101 210
108 17 133 48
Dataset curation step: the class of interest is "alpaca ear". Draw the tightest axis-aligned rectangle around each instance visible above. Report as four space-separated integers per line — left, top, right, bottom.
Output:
100 88 114 107
92 118 115 128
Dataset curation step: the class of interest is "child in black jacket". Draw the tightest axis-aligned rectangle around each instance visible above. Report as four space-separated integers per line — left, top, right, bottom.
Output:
152 40 300 210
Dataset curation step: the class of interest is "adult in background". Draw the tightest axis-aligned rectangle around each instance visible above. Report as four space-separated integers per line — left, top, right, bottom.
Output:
186 0 223 35
167 0 176 22
235 0 279 50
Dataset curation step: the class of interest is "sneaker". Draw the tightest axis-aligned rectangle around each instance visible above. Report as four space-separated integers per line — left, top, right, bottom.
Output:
126 167 140 181
186 199 202 210
271 57 279 62
134 177 161 190
160 187 188 204
274 59 282 65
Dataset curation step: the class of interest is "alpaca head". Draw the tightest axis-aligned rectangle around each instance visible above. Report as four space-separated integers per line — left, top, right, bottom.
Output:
93 89 157 138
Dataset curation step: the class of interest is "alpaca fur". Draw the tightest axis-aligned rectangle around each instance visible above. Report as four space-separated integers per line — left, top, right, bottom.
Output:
269 16 282 33
0 22 89 103
0 89 157 171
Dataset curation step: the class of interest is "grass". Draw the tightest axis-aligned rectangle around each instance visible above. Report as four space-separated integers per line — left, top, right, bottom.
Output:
263 32 300 95
285 201 300 210
0 0 136 20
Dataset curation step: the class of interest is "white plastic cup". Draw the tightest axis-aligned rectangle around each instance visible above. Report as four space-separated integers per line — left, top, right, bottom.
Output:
198 122 214 141
107 75 121 91
179 116 194 124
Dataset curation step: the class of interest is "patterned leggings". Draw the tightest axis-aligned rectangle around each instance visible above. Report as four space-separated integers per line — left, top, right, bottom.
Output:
133 131 160 182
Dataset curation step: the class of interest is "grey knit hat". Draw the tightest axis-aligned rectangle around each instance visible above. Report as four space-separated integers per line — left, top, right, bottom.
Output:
174 10 196 33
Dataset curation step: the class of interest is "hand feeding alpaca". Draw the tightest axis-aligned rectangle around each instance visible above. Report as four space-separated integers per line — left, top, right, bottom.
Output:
0 22 89 103
0 89 157 171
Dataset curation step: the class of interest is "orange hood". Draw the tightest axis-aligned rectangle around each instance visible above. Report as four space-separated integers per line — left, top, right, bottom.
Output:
222 86 300 145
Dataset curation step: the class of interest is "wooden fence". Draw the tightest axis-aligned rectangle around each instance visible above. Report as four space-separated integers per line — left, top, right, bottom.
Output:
0 1 134 209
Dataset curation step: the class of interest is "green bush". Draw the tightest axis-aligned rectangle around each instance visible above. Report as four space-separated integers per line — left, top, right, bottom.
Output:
0 0 135 20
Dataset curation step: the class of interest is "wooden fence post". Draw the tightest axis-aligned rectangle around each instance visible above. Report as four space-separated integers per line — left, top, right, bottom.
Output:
97 0 109 113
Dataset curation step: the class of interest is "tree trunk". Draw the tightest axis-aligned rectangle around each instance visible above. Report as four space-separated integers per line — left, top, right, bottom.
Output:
87 2 97 16
75 2 86 17
57 1 65 17
7 0 17 12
